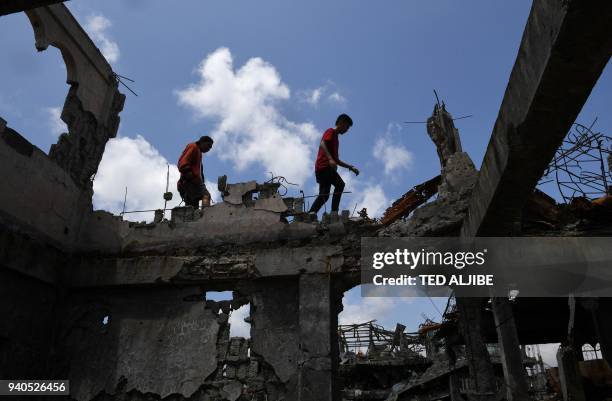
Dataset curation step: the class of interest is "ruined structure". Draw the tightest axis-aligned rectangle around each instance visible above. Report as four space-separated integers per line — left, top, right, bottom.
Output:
1 1 612 401
337 321 429 400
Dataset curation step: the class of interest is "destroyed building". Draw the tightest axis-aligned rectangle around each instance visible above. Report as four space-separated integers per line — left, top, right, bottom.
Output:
1 1 612 401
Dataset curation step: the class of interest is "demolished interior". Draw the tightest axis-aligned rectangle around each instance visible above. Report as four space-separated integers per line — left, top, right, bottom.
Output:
1 1 611 401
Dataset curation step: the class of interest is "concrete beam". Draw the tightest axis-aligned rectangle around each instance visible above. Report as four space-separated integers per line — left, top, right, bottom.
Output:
458 3 611 398
0 0 66 16
462 0 612 236
64 245 345 288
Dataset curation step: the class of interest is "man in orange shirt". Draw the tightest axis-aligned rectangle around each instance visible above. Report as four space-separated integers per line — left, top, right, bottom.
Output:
177 136 214 208
309 114 360 215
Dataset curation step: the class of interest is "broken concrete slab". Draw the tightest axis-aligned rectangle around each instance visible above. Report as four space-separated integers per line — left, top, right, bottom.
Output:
224 181 257 205
254 194 288 213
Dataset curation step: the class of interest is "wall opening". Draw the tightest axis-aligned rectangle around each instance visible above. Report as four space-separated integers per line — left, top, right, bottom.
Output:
229 302 251 339
0 12 69 155
204 291 251 339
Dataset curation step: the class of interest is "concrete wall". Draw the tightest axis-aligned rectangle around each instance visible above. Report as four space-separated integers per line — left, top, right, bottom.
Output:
0 3 124 250
0 3 124 393
54 275 341 401
55 287 226 401
77 203 321 255
0 123 91 251
0 270 58 380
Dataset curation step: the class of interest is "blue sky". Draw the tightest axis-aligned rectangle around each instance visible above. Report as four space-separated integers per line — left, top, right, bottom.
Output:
1 1 610 213
1 1 609 360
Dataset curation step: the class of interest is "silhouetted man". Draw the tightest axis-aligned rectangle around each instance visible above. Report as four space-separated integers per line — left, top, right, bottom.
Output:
309 114 359 215
177 135 213 208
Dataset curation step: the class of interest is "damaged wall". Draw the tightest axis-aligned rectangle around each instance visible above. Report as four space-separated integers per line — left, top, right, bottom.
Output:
0 3 125 397
0 269 58 381
0 3 124 252
53 276 337 401
55 287 224 401
0 120 92 251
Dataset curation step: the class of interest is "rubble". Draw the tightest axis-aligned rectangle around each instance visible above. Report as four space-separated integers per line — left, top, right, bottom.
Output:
380 175 441 226
1 2 611 401
338 321 430 400
379 148 478 237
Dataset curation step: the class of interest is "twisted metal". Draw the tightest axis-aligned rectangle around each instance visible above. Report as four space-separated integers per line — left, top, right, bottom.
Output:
539 120 611 203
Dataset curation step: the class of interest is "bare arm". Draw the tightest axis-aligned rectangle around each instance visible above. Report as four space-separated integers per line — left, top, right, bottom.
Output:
320 139 359 175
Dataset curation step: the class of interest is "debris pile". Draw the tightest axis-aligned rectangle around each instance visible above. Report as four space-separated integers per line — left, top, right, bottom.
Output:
380 175 441 226
379 102 478 237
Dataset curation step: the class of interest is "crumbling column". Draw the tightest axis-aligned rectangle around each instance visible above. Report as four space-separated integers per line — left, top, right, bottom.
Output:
298 274 336 401
427 102 463 168
456 297 498 400
449 373 463 401
556 345 586 401
490 297 529 401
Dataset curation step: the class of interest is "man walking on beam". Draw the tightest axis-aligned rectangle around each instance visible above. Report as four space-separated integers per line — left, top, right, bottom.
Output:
309 114 360 216
177 135 214 209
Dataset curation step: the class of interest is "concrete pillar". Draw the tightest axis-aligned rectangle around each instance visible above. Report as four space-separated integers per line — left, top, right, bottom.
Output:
491 297 529 400
449 373 463 401
556 345 586 401
456 297 497 400
298 274 336 401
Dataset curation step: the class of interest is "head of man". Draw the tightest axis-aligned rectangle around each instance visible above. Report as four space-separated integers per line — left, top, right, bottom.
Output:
197 135 214 153
335 113 353 134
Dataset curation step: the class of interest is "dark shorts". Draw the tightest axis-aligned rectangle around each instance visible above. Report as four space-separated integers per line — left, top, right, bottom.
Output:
179 180 210 205
315 167 344 187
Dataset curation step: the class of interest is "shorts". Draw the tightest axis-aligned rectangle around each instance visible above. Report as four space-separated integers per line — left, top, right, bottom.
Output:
179 180 210 206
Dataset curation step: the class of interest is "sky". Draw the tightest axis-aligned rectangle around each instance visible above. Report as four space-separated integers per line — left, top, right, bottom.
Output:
1 1 610 367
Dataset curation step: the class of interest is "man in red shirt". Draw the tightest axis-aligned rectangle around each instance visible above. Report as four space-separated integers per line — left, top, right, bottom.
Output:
309 114 360 215
177 136 214 208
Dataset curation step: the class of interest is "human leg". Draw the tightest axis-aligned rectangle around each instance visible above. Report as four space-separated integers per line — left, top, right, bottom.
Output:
330 171 345 212
309 169 333 213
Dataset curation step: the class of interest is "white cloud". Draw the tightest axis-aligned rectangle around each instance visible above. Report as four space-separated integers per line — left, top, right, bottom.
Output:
339 288 414 328
303 87 323 106
229 304 251 338
93 135 221 221
85 14 120 64
176 47 319 185
93 135 181 221
373 123 414 175
328 91 347 105
46 107 67 137
337 171 389 218
339 297 395 325
205 179 222 204
299 82 347 107
355 184 389 217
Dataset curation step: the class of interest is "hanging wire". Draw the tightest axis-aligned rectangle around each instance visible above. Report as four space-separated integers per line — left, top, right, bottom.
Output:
404 115 473 124
265 172 299 196
112 72 138 97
